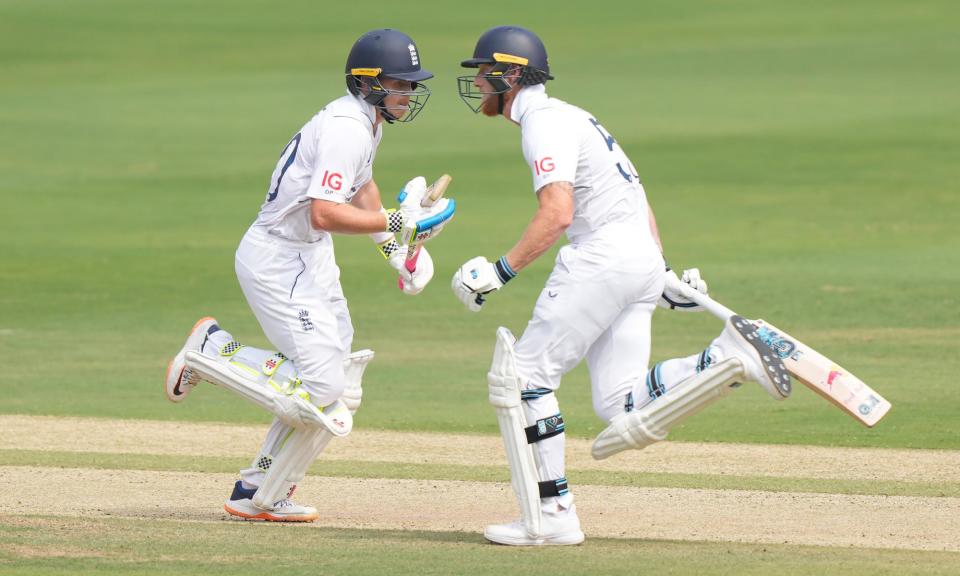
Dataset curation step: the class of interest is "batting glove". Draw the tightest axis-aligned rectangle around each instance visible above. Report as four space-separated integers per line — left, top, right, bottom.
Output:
451 256 517 312
658 267 708 312
375 240 433 296
397 176 427 207
385 197 456 243
398 246 434 296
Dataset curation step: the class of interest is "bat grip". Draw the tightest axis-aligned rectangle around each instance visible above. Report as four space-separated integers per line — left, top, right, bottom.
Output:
666 275 738 321
405 248 420 273
397 245 421 290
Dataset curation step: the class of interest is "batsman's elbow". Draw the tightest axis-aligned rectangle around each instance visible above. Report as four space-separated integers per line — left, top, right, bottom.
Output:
309 199 339 231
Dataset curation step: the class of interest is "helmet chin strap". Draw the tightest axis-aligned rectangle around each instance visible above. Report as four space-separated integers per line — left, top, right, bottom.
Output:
361 80 397 124
378 106 398 124
497 93 505 115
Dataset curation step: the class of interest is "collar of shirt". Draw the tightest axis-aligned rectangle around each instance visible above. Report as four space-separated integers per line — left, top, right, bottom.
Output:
509 84 548 123
344 89 379 131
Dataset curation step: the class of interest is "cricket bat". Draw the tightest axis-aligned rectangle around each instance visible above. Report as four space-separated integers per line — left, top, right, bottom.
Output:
668 276 892 427
397 174 452 291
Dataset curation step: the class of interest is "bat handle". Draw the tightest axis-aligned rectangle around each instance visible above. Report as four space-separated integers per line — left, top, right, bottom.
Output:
405 248 420 273
396 174 449 291
664 274 739 321
397 246 421 290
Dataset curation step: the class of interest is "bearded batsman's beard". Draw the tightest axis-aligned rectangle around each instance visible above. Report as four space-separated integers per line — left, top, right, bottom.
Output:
480 94 502 117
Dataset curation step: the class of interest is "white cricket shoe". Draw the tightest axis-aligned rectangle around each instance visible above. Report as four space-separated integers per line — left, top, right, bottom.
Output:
719 315 791 399
164 316 219 403
484 504 585 546
223 481 319 522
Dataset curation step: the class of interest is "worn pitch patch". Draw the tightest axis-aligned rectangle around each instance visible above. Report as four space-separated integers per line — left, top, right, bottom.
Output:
3 415 960 484
2 466 959 552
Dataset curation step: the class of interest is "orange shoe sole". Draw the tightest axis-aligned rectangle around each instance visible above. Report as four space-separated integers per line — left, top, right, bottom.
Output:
224 503 318 523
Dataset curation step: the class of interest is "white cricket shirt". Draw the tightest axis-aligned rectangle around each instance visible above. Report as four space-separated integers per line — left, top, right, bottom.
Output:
511 85 654 245
252 92 382 243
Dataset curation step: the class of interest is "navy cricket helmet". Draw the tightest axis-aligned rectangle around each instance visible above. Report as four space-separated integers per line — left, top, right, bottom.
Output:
458 26 553 113
345 29 433 123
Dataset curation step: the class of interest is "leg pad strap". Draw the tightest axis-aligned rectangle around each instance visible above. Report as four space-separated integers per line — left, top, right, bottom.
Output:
538 477 569 498
525 414 565 444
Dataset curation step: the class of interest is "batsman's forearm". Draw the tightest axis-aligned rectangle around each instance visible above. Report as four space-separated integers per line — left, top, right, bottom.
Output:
505 210 568 272
350 179 383 212
310 199 392 234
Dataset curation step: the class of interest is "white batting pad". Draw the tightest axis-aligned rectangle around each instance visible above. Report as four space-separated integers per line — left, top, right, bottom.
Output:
252 349 374 509
185 351 351 434
341 349 374 414
252 421 337 509
591 358 743 460
488 327 543 538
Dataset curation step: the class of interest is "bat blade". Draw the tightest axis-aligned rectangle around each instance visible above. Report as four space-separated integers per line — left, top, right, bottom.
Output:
666 275 892 427
753 319 892 427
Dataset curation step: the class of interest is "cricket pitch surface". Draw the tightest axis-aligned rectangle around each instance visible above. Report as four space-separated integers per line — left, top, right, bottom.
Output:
3 415 958 552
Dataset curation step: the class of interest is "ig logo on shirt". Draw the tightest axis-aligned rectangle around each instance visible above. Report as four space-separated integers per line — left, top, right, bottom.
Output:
534 157 555 176
320 170 342 192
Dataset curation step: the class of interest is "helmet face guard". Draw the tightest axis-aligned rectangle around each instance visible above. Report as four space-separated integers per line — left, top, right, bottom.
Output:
457 59 520 113
344 29 433 123
457 53 549 113
458 25 553 114
347 67 432 123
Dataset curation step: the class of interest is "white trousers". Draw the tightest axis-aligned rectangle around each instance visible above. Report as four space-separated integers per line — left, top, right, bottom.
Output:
513 223 722 509
512 223 746 512
514 223 665 423
234 226 353 407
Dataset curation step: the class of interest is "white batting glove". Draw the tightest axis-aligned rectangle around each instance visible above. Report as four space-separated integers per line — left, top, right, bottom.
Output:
658 267 708 312
399 246 434 296
451 256 517 312
383 241 434 296
385 243 408 273
385 197 456 244
397 176 427 208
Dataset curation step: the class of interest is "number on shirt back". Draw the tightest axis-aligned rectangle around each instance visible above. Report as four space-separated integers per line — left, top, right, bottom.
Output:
589 118 639 183
267 132 302 202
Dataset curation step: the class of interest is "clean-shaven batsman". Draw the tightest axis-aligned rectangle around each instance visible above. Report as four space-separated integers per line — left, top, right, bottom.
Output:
451 25 789 546
164 29 455 522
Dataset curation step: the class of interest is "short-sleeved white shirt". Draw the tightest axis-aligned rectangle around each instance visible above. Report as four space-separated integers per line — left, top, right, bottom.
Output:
252 92 382 243
511 85 653 244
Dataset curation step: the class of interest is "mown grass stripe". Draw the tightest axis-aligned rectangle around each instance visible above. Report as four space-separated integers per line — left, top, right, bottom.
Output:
6 415 959 484
6 466 960 553
4 515 959 576
5 449 957 498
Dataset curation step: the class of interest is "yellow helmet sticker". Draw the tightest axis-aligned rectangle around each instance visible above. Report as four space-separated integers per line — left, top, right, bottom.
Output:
493 53 529 66
350 67 382 76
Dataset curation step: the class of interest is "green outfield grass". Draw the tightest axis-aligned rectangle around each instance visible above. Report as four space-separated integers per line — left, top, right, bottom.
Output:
2 516 958 576
3 1 959 573
2 0 958 449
